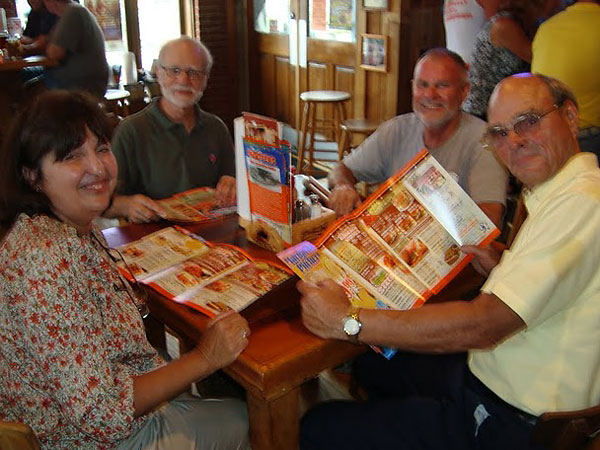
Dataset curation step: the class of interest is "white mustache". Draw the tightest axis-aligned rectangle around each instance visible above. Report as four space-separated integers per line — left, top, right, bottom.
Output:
170 85 197 93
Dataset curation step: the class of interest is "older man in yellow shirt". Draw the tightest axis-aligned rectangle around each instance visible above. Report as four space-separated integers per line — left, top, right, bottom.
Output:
297 73 600 450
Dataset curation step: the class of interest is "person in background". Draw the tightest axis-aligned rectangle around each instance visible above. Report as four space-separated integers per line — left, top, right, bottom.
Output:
327 48 507 227
462 0 547 119
0 90 251 450
20 0 58 55
531 0 600 157
443 0 486 64
42 0 108 98
105 36 236 223
299 74 600 450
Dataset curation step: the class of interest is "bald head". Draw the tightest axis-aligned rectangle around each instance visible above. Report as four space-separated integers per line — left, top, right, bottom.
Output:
159 36 213 72
486 73 580 188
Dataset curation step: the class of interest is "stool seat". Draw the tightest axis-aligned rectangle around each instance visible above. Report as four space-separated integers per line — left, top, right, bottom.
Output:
297 90 351 175
341 118 380 134
104 88 130 102
103 89 130 117
300 90 351 103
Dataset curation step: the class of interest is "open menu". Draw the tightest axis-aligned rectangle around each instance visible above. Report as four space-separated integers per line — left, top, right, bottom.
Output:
111 226 292 317
278 150 499 349
157 187 237 223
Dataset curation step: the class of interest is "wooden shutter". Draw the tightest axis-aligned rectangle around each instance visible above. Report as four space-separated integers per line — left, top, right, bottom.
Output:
193 0 239 134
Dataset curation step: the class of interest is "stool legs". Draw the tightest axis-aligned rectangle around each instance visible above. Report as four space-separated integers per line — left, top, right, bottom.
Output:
307 102 317 175
338 128 349 160
297 101 310 175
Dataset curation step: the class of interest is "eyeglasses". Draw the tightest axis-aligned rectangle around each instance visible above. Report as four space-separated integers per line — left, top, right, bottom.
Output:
482 104 561 150
160 64 209 82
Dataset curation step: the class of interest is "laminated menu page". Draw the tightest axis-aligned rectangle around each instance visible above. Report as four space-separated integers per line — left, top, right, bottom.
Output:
157 187 237 223
278 149 499 320
111 226 292 317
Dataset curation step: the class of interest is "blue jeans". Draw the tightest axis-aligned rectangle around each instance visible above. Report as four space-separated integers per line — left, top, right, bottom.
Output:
300 352 543 450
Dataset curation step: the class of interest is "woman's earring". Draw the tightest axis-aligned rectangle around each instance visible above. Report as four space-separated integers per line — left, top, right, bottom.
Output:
35 185 42 193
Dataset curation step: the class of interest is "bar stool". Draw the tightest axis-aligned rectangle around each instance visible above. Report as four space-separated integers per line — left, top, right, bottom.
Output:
297 90 350 175
338 118 381 159
103 88 130 117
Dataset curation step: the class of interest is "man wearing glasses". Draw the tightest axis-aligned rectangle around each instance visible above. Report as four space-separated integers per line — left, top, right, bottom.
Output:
298 73 600 450
106 37 236 223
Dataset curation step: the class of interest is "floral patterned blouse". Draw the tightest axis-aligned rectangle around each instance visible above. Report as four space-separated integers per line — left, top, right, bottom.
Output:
0 214 165 449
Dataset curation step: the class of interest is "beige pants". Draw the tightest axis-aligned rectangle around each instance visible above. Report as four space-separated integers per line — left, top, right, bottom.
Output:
117 394 250 450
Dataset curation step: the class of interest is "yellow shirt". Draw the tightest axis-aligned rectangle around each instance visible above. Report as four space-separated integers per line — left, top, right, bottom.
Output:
469 153 600 416
531 3 600 128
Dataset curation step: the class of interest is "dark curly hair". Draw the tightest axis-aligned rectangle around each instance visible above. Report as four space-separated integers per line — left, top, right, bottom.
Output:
0 90 112 227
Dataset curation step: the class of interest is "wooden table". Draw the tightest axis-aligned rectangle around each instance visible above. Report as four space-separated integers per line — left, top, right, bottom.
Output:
103 217 485 450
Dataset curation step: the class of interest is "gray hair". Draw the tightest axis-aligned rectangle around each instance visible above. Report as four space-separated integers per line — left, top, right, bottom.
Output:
533 73 578 109
158 36 214 71
415 47 469 85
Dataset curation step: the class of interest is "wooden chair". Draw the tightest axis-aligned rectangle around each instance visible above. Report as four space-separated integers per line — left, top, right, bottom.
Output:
337 118 380 159
0 421 41 450
531 404 600 450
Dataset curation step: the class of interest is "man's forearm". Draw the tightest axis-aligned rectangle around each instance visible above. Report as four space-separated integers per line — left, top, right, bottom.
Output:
328 163 357 188
357 293 524 353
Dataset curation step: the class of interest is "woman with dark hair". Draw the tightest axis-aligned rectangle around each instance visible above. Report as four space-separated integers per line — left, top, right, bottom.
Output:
0 90 251 450
463 0 548 119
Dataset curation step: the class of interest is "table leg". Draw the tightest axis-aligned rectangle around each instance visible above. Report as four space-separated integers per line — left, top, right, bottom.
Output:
247 387 300 450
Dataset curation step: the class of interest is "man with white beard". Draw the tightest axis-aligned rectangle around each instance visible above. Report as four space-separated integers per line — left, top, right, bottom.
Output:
107 37 236 223
327 48 507 227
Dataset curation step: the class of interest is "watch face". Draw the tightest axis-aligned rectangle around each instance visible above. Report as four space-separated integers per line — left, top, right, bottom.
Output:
343 317 361 336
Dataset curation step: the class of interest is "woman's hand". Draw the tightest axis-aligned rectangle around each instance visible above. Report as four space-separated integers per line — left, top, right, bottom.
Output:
193 311 250 372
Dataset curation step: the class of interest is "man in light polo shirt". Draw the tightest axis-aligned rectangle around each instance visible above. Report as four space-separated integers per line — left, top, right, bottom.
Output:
327 48 507 227
106 37 236 223
297 73 600 450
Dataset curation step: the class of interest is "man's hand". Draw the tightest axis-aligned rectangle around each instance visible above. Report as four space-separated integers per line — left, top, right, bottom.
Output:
462 244 504 277
327 184 361 217
215 175 236 206
110 194 166 223
297 279 351 340
194 311 250 372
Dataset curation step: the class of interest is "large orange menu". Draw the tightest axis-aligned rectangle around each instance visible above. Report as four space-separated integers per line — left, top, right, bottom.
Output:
278 150 498 315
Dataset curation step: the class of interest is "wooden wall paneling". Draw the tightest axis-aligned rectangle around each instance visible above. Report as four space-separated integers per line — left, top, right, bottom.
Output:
353 4 367 120
275 56 292 124
383 11 401 119
259 53 276 117
398 0 413 114
124 0 141 70
196 0 238 131
334 66 355 120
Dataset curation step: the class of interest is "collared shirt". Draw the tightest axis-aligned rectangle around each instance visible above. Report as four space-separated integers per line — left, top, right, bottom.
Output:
469 152 600 416
0 214 165 449
112 98 236 199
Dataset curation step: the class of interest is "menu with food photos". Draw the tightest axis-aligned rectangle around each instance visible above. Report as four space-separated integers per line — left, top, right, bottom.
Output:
157 187 237 223
111 226 292 317
278 150 499 355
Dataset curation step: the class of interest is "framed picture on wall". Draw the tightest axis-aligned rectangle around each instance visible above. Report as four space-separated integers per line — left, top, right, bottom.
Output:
362 0 389 11
360 34 388 72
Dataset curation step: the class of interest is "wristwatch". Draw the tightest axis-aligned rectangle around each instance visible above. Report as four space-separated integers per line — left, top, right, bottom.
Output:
342 304 362 343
